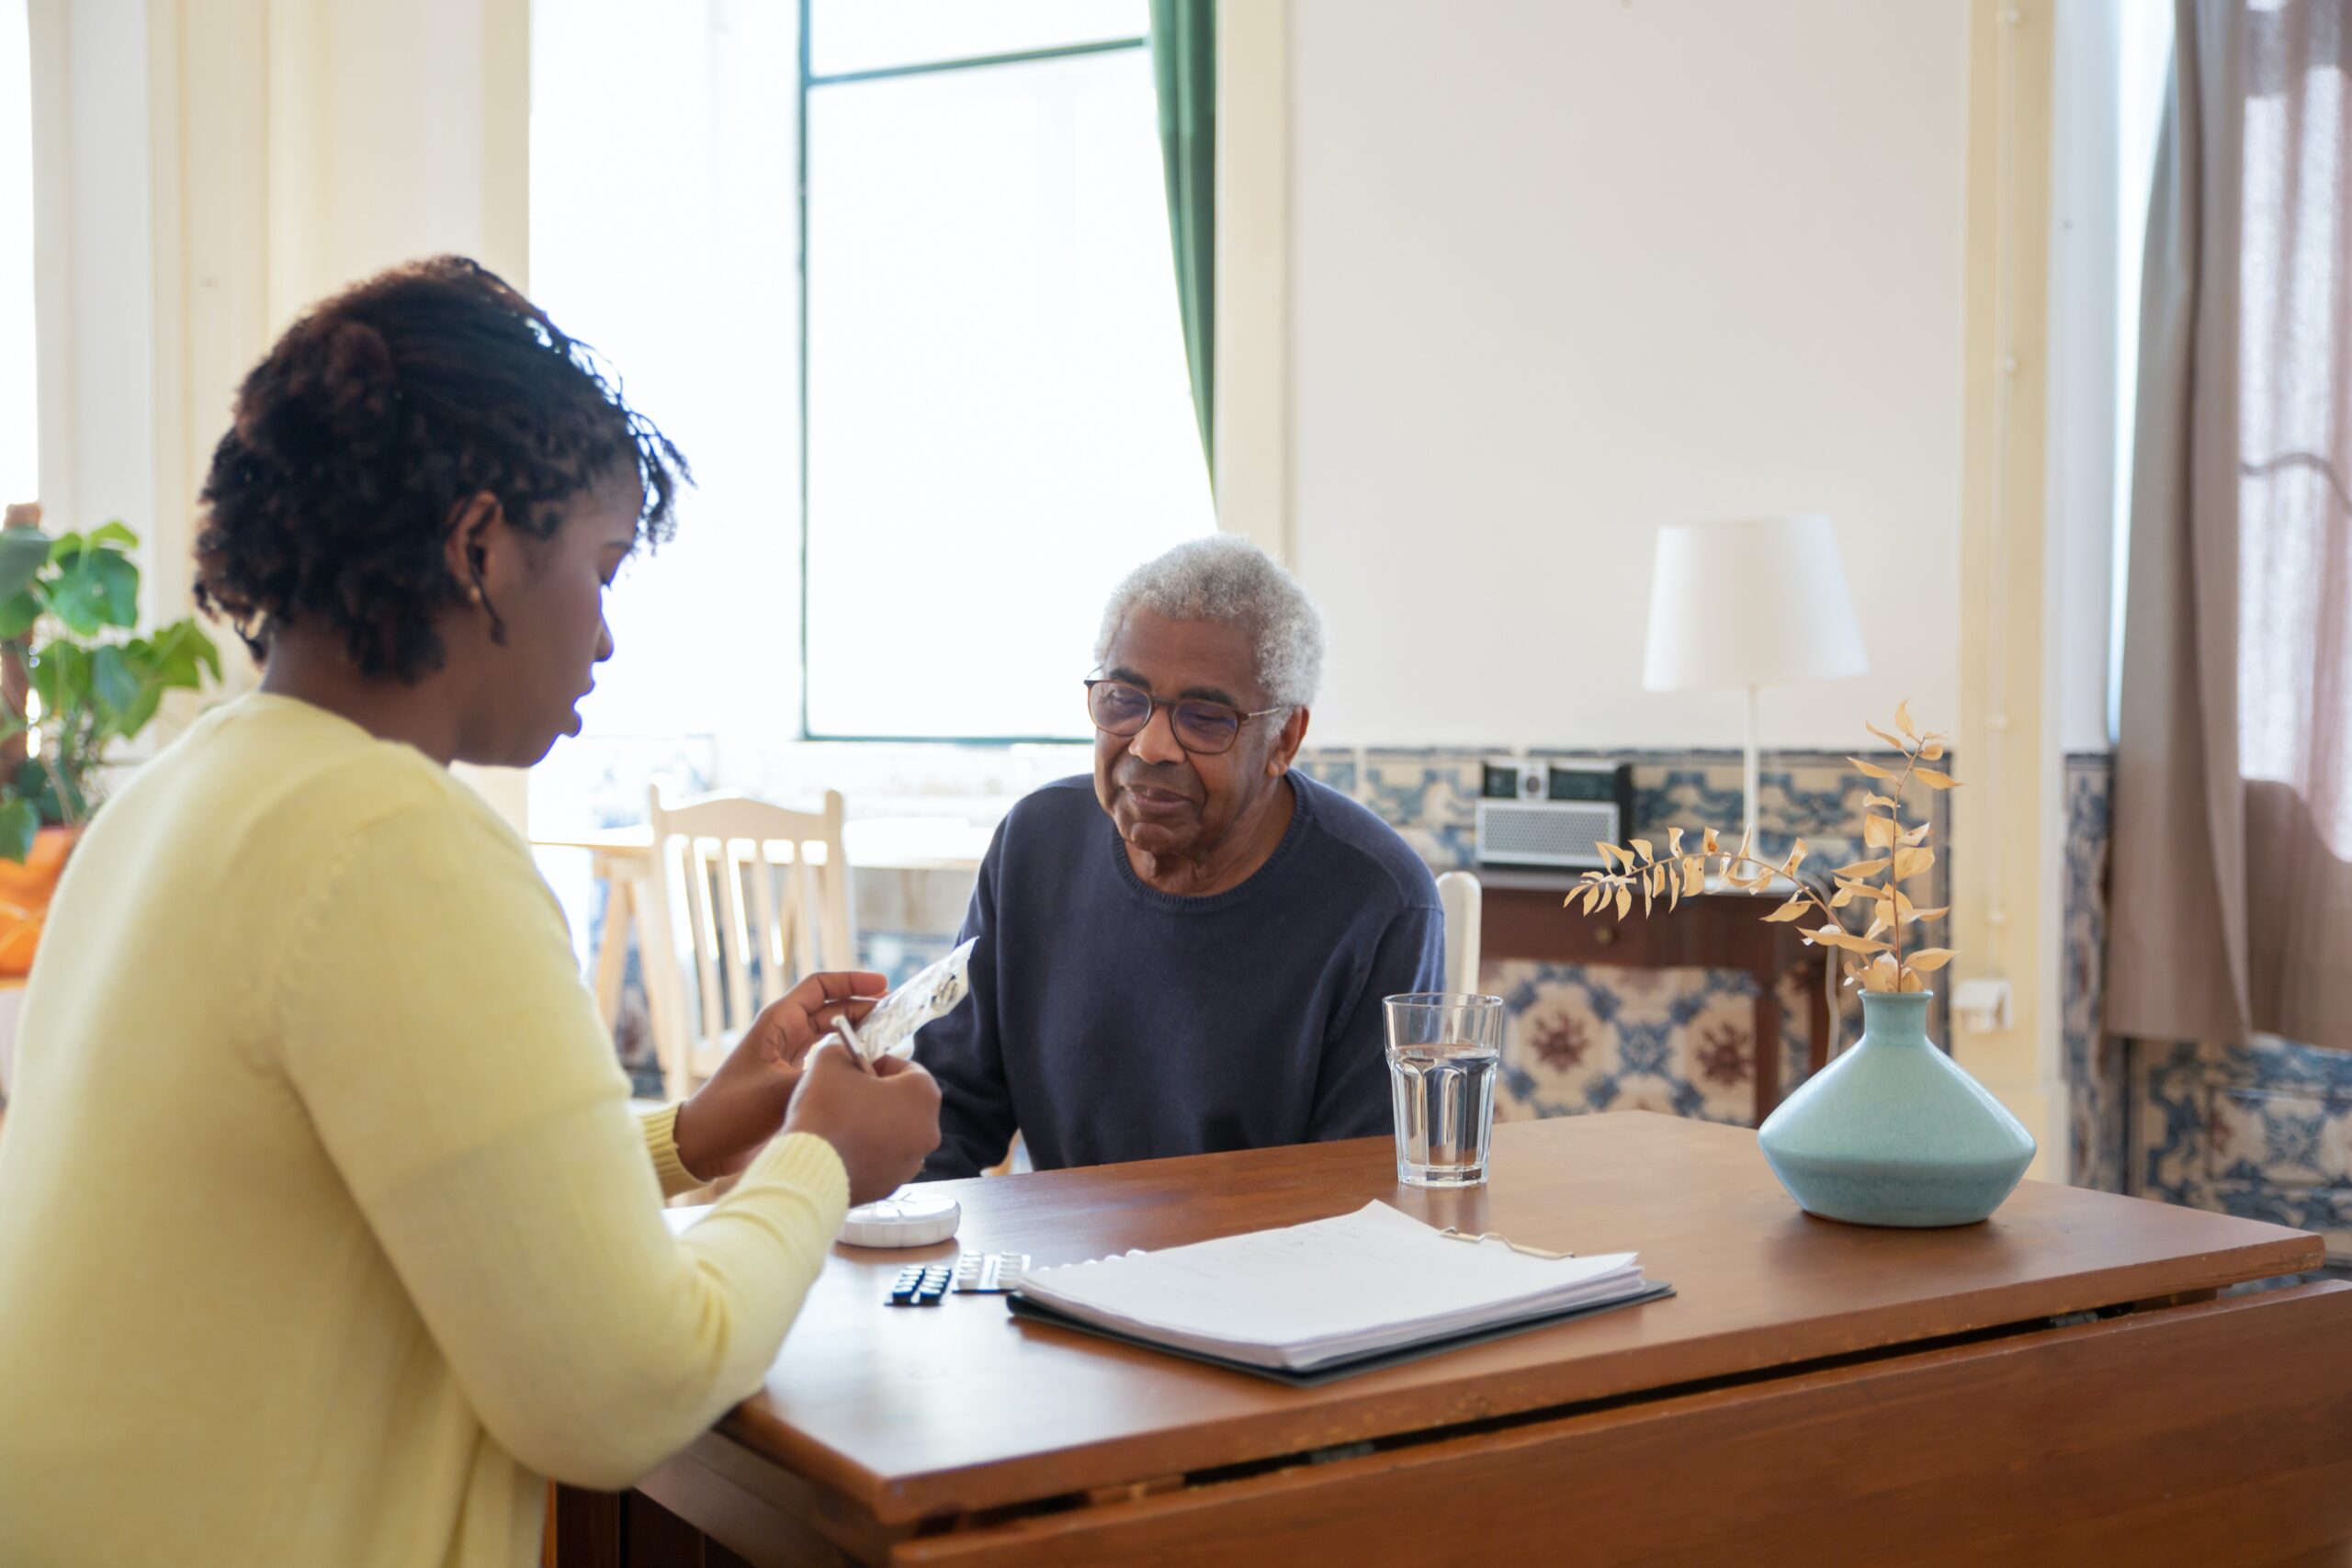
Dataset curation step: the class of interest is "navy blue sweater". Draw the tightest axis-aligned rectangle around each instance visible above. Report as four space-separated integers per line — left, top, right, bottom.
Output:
915 773 1446 1179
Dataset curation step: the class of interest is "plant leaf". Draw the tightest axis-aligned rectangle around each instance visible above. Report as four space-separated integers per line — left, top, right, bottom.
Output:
1905 947 1957 972
1865 721 1909 751
1683 855 1703 896
1702 827 1720 855
1919 740 1945 761
88 521 139 551
87 645 138 721
1849 756 1895 781
1762 897 1809 922
1913 767 1959 790
1893 845 1936 882
0 530 51 603
1901 904 1950 925
1898 968 1926 992
0 798 35 863
1864 794 1897 811
45 547 140 635
1782 836 1807 876
1829 882 1858 908
1864 814 1895 849
1836 857 1889 878
1632 838 1656 864
1902 820 1932 846
1894 700 1916 737
1864 910 1889 941
1668 826 1683 856
1615 886 1632 921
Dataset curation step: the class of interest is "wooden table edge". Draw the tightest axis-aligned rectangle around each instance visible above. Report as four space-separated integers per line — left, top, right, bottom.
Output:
715 1223 2327 1529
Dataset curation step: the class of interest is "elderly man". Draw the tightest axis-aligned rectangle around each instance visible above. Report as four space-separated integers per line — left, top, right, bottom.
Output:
915 536 1445 1178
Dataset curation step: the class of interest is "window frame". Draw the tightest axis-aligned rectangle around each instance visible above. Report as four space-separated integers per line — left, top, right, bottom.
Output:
794 1 1153 743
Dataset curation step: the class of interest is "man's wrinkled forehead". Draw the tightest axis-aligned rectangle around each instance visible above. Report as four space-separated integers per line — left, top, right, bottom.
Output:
1101 609 1266 708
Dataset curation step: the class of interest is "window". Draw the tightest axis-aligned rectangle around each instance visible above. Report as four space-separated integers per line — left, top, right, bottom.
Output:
1 0 36 510
798 0 1215 739
2107 3 2177 742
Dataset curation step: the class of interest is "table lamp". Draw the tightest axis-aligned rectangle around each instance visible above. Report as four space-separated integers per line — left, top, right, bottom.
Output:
1640 515 1869 853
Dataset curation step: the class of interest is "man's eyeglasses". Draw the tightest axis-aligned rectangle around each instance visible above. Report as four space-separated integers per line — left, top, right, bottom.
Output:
1084 678 1282 757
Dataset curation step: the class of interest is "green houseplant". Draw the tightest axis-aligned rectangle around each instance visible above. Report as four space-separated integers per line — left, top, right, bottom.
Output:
0 507 220 863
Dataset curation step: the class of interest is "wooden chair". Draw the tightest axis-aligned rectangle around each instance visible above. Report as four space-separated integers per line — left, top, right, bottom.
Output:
639 787 855 1102
1436 870 1483 994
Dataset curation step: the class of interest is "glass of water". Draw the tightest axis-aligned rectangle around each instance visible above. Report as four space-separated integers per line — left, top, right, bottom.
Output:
1384 993 1505 1187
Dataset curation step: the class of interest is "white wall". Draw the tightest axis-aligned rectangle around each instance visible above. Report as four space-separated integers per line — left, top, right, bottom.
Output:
1287 0 1971 749
32 0 532 819
29 0 158 568
2047 0 2123 759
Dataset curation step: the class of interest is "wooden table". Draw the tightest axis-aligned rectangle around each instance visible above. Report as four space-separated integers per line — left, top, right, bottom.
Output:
1479 870 1836 1122
553 1113 2352 1565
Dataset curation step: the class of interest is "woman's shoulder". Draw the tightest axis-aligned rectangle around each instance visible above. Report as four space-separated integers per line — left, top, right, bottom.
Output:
141 693 524 887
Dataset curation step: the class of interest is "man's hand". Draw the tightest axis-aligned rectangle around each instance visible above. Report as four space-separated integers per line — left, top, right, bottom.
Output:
672 970 888 1182
784 1044 944 1205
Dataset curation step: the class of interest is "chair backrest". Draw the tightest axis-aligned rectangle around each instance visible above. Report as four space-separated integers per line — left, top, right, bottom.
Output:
1435 870 1483 995
640 787 854 1100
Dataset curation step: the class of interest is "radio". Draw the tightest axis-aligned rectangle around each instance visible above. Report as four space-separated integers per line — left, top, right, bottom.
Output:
1474 761 1634 871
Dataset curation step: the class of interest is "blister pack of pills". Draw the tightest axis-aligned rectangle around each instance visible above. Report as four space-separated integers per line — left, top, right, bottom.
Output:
838 938 977 1063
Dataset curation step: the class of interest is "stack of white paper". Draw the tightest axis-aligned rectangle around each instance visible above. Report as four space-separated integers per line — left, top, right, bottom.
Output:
1014 1201 1659 1372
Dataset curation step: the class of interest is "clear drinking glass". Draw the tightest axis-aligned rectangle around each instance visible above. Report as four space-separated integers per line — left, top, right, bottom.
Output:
1384 993 1505 1187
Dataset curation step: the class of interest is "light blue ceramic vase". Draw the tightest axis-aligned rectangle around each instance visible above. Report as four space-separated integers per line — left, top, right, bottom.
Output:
1756 990 2035 1227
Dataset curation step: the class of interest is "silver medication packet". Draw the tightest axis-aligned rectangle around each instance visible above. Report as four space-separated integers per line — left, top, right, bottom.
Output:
840 939 977 1063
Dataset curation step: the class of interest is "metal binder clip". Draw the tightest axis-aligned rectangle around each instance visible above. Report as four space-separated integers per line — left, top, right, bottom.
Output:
1436 1227 1577 1260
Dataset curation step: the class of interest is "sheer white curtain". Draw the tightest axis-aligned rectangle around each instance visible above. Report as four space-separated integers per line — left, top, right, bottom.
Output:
2110 0 2352 1051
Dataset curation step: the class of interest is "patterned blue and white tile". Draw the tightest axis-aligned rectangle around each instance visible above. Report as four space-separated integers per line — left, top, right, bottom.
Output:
1487 960 1765 1127
2063 754 2123 1191
2132 1036 2352 1259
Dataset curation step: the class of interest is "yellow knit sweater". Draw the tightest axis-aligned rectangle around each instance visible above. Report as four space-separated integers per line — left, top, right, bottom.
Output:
0 694 849 1566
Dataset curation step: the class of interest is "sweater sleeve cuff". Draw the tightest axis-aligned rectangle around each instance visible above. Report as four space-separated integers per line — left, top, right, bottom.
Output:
742 1132 852 1227
639 1102 702 1200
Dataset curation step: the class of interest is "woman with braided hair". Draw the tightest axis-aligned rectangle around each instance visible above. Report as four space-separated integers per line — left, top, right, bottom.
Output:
0 257 940 1566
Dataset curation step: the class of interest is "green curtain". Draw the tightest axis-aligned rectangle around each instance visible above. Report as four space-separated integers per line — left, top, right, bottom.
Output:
1148 0 1216 480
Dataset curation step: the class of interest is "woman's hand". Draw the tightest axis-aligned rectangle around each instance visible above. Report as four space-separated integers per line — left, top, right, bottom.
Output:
671 969 888 1182
784 1044 943 1204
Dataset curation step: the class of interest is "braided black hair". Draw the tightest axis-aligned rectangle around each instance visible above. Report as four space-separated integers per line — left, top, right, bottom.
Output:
195 255 688 682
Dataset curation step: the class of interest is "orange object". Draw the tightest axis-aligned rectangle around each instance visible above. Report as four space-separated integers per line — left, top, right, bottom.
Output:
0 827 80 977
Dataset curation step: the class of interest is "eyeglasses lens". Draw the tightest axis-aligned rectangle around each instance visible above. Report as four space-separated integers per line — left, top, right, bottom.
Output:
1089 682 1152 735
1170 702 1240 754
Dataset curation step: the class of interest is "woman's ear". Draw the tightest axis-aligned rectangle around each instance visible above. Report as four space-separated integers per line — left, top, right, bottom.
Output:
440 491 505 604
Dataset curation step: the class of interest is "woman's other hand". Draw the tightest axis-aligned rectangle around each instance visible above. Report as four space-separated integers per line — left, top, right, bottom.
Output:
783 1046 944 1205
671 970 888 1181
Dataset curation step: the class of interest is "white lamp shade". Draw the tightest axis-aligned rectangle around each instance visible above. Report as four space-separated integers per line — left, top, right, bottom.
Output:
1640 515 1869 693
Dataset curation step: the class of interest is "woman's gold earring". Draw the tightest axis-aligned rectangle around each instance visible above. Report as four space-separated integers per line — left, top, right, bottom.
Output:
466 584 483 606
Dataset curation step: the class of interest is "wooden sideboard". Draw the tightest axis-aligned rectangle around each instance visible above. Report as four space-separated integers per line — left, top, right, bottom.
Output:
552 1113 2351 1566
1477 869 1834 1123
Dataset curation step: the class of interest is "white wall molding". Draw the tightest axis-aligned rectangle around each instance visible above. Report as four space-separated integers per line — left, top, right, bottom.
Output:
1213 0 1290 565
29 0 533 823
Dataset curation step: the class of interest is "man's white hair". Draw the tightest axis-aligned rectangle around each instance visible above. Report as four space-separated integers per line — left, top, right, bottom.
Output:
1093 536 1325 710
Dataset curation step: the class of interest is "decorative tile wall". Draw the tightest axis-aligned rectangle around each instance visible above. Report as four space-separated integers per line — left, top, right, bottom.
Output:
2073 750 2348 1255
1491 963 1765 1126
2063 755 2125 1191
2132 1038 2352 1257
1301 745 1955 1125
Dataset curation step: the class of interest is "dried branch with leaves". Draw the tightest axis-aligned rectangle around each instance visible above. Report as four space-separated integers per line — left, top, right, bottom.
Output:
1566 704 1961 994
